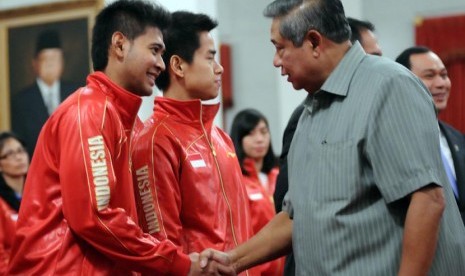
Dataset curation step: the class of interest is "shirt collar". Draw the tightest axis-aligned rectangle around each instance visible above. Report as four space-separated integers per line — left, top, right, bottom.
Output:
320 41 366 97
36 78 59 96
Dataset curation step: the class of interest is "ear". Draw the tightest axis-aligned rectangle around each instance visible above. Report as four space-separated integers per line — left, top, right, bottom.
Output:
170 55 186 78
111 31 127 59
305 30 322 57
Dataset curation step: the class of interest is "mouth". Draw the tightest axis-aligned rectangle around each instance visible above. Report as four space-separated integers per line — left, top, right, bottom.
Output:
147 72 159 86
281 70 290 82
254 146 267 152
15 163 28 170
432 92 447 101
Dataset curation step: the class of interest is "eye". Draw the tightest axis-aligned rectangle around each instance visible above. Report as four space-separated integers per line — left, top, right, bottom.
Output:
275 45 284 51
422 74 434 80
151 46 163 55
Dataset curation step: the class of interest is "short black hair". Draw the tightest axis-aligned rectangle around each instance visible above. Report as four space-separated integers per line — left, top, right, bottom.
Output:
155 11 217 91
91 0 171 71
230 109 277 175
395 46 431 69
0 132 27 156
347 17 375 44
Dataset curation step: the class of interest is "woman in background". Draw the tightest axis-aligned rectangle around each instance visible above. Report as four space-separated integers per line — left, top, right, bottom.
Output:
0 131 29 274
0 132 28 211
230 108 284 275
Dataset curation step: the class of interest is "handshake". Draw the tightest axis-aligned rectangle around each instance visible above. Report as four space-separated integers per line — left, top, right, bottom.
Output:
187 249 237 276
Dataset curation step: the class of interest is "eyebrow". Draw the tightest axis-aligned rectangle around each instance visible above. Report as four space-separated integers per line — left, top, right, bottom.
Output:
208 49 217 56
151 42 165 50
421 68 446 74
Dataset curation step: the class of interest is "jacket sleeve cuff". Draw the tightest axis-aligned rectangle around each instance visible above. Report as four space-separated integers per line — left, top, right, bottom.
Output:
167 250 191 275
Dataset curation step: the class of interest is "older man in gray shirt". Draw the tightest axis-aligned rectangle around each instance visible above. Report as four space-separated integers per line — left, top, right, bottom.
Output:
198 0 465 275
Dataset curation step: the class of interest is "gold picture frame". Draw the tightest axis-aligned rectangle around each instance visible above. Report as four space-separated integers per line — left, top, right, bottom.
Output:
0 0 103 130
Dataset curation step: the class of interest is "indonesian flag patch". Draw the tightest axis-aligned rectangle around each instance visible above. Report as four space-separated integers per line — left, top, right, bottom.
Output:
188 152 206 168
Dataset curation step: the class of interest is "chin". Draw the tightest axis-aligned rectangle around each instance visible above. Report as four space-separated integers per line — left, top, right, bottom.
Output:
201 93 219 101
138 88 154 97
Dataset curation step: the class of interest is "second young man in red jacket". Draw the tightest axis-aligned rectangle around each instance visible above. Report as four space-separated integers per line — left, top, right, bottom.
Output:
132 11 257 276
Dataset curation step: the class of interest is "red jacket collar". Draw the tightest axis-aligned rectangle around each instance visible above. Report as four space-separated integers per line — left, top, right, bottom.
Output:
154 97 220 131
243 158 259 179
87 72 142 129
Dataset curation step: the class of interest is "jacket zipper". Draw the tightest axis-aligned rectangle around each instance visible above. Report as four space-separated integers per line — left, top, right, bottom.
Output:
199 105 239 248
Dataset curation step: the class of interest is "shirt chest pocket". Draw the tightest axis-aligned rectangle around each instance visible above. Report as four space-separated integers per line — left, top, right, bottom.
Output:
306 139 363 202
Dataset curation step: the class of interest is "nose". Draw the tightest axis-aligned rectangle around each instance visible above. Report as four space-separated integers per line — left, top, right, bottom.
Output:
433 75 448 88
215 61 224 75
253 133 266 143
156 55 166 72
273 52 281 68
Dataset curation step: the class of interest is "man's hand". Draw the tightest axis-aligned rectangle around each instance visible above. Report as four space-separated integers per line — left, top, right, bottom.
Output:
188 251 236 276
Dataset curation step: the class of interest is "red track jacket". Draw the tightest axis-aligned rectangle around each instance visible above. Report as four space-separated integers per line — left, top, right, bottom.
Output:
242 159 284 275
7 72 190 275
131 97 258 276
0 197 16 275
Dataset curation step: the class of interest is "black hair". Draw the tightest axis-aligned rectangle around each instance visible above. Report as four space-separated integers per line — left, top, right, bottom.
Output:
230 109 277 176
0 131 27 212
395 46 431 70
155 11 217 91
0 132 27 154
35 29 61 57
347 17 375 44
91 0 171 71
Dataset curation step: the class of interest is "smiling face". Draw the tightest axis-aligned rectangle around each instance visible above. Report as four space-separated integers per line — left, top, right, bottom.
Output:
270 18 324 93
182 31 224 101
121 26 166 97
242 119 271 162
410 51 451 112
0 138 29 179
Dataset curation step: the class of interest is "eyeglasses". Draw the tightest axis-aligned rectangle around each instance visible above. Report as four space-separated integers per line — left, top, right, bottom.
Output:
0 147 28 160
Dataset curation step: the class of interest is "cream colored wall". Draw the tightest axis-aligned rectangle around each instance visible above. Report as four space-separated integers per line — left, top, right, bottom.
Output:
3 0 465 153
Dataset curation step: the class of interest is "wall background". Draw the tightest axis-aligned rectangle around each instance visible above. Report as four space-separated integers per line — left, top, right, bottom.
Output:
2 0 464 153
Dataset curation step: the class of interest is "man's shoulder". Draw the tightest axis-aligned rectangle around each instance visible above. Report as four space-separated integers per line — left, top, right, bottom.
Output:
138 114 185 145
14 83 39 98
54 87 107 120
353 56 426 98
440 121 465 142
359 55 412 79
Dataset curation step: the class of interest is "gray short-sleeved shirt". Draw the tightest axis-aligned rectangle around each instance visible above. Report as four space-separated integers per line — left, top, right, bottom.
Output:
285 42 465 275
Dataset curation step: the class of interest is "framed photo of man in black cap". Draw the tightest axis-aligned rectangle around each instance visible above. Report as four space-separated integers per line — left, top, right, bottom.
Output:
0 0 103 156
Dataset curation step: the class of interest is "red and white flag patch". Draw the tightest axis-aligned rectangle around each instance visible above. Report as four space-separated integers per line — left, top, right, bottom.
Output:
188 152 206 168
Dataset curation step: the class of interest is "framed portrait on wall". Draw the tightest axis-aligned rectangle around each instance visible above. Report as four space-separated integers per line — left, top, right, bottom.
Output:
0 0 102 152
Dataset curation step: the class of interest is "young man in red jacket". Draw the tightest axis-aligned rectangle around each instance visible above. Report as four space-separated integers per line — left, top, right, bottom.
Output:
131 11 257 276
7 1 218 275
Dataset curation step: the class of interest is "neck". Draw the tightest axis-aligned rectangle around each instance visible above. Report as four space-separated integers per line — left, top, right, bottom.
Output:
254 158 264 173
103 61 127 91
305 40 352 94
323 40 352 76
163 82 194 101
2 174 24 195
